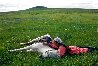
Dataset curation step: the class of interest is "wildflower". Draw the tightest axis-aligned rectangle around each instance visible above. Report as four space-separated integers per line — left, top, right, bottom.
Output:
97 29 98 32
65 29 68 31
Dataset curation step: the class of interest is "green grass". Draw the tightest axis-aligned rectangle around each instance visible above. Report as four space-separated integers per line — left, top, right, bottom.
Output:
0 8 98 66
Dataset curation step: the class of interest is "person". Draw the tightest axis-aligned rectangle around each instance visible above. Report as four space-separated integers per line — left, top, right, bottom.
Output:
46 37 98 58
23 34 98 58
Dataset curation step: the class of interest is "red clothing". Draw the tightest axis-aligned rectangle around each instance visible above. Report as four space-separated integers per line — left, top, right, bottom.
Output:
57 46 88 57
49 42 66 57
49 42 59 49
57 45 67 57
68 46 89 54
49 42 89 57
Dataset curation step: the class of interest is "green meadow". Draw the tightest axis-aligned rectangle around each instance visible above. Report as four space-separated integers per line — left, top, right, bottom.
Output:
0 8 98 66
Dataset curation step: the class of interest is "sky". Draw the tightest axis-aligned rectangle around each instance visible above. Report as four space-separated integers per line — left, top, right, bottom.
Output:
0 0 98 12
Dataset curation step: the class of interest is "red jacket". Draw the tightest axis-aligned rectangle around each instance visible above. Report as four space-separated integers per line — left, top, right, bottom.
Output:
49 42 59 49
49 42 66 57
49 43 89 57
57 45 67 57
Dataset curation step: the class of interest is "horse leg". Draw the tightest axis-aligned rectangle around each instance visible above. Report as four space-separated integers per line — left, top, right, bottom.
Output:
9 45 32 52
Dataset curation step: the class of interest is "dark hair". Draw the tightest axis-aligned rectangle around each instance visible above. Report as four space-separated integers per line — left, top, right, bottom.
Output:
42 36 52 44
46 37 52 44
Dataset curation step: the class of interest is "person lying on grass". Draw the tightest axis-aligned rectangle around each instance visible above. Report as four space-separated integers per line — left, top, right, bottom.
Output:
9 34 98 58
46 36 98 57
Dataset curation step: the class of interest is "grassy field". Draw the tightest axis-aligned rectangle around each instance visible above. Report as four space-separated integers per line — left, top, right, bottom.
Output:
0 8 98 66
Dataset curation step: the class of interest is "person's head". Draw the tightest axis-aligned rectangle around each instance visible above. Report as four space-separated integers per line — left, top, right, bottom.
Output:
53 37 63 46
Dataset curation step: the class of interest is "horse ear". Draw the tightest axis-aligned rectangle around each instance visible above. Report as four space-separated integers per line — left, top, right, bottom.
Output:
46 33 50 36
44 34 50 37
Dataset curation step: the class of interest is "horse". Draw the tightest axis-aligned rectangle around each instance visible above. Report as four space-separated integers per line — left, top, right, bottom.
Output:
9 34 60 58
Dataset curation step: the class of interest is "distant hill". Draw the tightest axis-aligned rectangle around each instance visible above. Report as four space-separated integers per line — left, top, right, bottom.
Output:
0 7 98 13
24 7 98 14
33 6 47 9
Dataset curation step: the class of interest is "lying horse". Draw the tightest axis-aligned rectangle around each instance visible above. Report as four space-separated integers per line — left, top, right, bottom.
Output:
9 34 60 58
9 34 98 58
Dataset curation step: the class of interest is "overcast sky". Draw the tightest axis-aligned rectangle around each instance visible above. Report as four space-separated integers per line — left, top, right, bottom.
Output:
0 0 98 12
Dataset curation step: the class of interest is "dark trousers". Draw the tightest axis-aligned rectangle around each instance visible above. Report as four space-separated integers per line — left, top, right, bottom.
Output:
79 46 98 52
